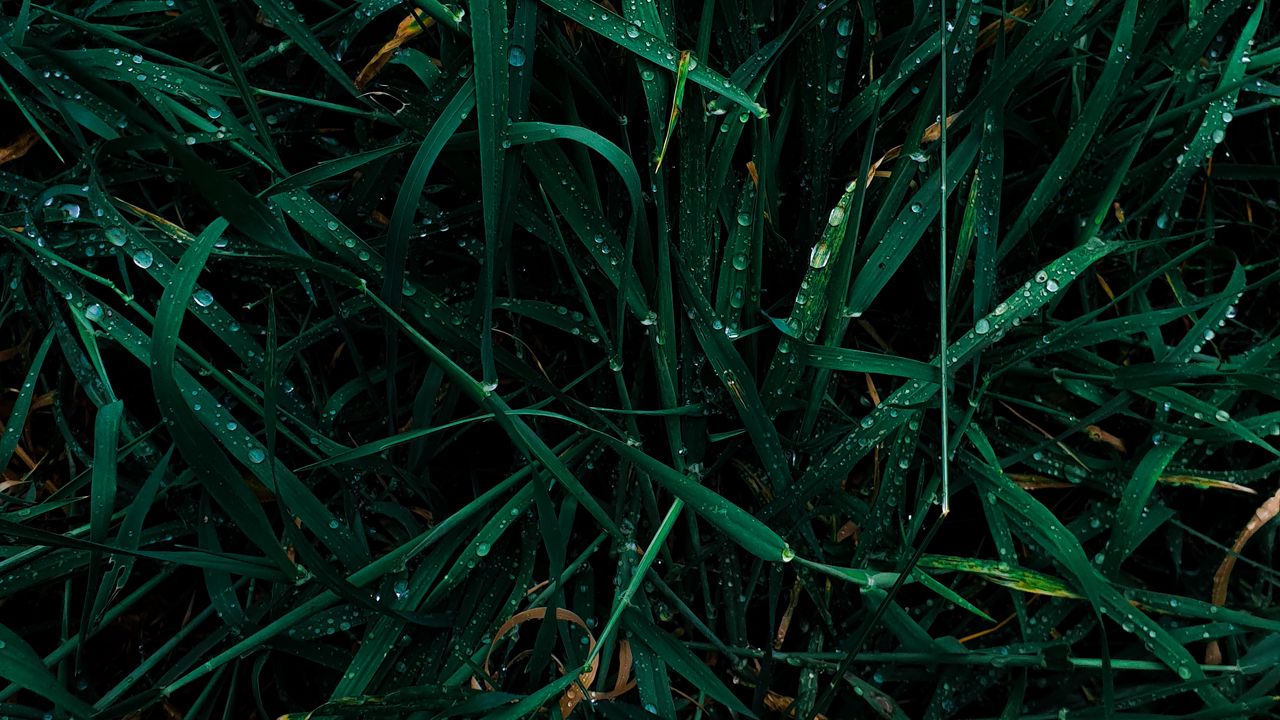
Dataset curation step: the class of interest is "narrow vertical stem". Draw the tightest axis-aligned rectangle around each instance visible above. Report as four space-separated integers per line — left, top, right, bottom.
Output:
938 0 951 515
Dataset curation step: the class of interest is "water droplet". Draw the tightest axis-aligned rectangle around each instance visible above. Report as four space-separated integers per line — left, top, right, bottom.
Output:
827 205 846 226
84 304 103 321
507 46 526 67
736 212 751 226
476 542 491 556
1214 409 1230 422
909 202 923 213
106 227 127 246
206 106 222 119
1045 279 1059 292
626 24 641 38
809 241 831 268
193 289 214 307
247 448 266 464
132 249 154 269
974 318 991 335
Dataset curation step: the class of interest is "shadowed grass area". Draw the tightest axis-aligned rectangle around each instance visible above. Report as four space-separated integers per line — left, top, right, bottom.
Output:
1 0 1279 718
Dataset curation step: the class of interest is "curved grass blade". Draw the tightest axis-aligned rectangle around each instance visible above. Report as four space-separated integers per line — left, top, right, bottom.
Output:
538 0 766 117
0 329 55 472
149 219 297 577
383 78 476 421
0 623 96 718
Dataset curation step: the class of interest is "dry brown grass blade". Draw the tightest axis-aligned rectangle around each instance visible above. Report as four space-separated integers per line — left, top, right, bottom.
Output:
1205 486 1280 663
355 13 436 90
1008 473 1075 490
855 112 959 192
116 198 197 242
1160 474 1257 494
958 608 1021 644
764 690 829 720
0 130 38 166
1084 425 1126 453
975 2 1032 52
999 400 1089 470
468 606 633 717
836 519 860 545
773 578 802 649
919 112 960 144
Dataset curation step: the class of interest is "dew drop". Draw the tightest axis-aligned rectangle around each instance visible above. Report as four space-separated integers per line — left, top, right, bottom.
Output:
809 241 831 268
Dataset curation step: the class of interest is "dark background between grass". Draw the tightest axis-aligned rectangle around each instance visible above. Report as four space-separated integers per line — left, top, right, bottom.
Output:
1 0 1279 718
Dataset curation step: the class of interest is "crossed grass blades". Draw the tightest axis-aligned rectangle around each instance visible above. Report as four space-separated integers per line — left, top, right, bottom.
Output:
1 0 1278 718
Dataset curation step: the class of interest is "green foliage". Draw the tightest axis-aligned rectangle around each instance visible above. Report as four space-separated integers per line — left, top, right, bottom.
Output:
0 0 1278 718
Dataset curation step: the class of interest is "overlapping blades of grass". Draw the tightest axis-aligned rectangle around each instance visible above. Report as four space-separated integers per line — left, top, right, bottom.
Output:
0 1 1276 719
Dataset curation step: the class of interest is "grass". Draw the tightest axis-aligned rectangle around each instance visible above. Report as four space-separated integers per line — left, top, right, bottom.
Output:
1 0 1279 718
